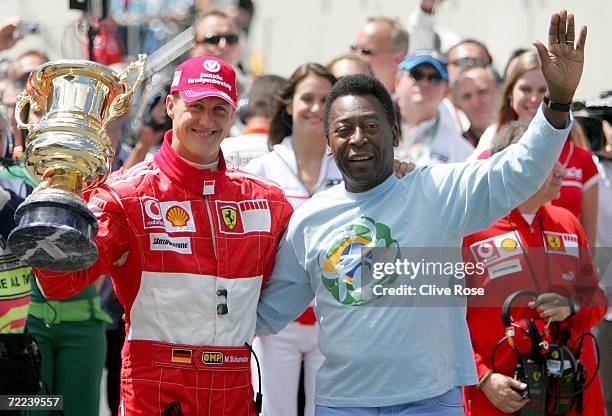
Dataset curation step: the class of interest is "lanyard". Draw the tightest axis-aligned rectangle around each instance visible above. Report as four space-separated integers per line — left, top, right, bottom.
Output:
508 214 551 293
403 114 441 163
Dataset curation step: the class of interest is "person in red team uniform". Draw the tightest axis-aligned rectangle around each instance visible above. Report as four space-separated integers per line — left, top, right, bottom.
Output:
462 121 608 416
475 51 599 246
31 55 293 416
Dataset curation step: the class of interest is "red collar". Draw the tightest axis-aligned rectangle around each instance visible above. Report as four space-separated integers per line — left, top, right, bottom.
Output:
506 205 553 231
154 130 228 196
240 127 269 136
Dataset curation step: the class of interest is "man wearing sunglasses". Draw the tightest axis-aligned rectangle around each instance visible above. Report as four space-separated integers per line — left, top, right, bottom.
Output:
352 17 409 94
445 39 494 85
395 49 474 165
193 10 241 67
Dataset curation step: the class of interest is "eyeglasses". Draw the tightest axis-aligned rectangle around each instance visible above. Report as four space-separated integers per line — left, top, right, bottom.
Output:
350 45 395 57
450 57 489 67
196 33 239 46
408 69 445 85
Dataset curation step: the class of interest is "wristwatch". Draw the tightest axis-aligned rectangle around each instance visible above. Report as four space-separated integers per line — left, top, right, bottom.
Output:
568 297 580 317
543 95 572 112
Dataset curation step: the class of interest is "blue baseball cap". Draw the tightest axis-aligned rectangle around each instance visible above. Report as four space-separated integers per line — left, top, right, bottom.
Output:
397 49 449 81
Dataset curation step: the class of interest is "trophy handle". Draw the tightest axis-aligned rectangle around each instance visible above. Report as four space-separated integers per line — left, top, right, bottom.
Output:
15 92 41 131
100 54 147 132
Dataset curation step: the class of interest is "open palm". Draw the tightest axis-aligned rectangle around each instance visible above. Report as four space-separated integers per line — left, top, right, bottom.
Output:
533 10 587 103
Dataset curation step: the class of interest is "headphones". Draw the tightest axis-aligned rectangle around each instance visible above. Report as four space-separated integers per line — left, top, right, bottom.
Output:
501 290 551 358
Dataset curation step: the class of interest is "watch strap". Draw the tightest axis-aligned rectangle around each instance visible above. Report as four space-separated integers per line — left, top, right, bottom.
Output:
543 95 571 112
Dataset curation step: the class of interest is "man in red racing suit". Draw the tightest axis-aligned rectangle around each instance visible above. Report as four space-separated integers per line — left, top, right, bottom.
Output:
33 55 293 415
462 122 607 416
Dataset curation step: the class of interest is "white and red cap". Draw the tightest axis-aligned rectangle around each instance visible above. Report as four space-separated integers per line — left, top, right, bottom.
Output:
169 54 237 108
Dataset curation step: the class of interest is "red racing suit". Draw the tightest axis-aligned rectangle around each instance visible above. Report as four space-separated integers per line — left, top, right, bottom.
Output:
33 131 293 415
462 205 607 416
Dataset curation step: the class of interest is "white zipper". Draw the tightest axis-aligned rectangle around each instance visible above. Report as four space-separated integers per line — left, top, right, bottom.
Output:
204 196 217 258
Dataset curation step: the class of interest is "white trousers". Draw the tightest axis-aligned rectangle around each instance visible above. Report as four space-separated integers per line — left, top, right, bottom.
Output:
252 322 324 416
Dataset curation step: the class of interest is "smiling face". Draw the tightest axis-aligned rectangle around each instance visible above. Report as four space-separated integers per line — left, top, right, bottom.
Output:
166 94 234 164
511 69 546 122
395 64 448 122
454 67 497 133
287 74 333 139
327 94 399 192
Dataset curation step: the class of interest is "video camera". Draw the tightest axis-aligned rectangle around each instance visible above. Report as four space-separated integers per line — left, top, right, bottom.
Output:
0 105 16 168
572 90 612 153
68 0 108 20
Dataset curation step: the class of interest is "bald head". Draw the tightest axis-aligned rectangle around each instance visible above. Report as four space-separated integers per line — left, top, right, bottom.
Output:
353 17 408 93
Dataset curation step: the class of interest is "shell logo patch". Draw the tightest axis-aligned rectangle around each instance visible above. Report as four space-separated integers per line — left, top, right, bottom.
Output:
501 238 518 252
140 199 196 232
470 231 524 266
221 206 237 230
166 205 190 227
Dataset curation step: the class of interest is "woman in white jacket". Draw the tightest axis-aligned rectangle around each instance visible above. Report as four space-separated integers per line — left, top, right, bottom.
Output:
245 63 339 416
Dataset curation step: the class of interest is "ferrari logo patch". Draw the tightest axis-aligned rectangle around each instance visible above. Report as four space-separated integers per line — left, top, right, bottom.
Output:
543 231 579 257
545 234 563 251
221 206 237 230
216 199 271 234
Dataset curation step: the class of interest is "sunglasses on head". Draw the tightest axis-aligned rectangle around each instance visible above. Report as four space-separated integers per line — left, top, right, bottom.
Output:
408 69 444 85
197 33 239 46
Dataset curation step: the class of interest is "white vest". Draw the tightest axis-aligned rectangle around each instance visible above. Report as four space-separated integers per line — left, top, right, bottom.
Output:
244 136 343 210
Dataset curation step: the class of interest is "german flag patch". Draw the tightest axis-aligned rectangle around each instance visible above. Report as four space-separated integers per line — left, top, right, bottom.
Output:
171 349 193 363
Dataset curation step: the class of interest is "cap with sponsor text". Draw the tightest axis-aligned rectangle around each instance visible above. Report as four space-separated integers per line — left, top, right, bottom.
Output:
170 54 237 108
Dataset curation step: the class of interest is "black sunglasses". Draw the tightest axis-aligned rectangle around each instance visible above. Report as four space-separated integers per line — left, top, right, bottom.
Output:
450 57 489 67
350 45 374 56
409 69 444 85
349 45 395 57
197 33 239 46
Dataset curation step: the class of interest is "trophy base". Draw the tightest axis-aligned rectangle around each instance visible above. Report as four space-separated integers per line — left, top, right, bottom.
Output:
8 190 99 272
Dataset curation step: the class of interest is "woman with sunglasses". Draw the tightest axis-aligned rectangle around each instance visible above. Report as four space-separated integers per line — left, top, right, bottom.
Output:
473 51 599 247
244 63 340 416
394 49 474 165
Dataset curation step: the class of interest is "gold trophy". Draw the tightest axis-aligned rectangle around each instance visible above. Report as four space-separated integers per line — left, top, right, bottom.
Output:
7 55 147 271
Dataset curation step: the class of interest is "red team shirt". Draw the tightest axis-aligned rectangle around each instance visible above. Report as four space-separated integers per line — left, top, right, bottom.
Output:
552 140 599 218
462 204 607 416
477 140 598 219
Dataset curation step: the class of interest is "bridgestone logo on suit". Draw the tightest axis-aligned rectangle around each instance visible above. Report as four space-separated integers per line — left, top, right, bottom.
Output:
149 233 192 254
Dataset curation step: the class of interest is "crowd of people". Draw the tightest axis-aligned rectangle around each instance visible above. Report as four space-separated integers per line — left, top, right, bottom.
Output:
0 1 610 416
